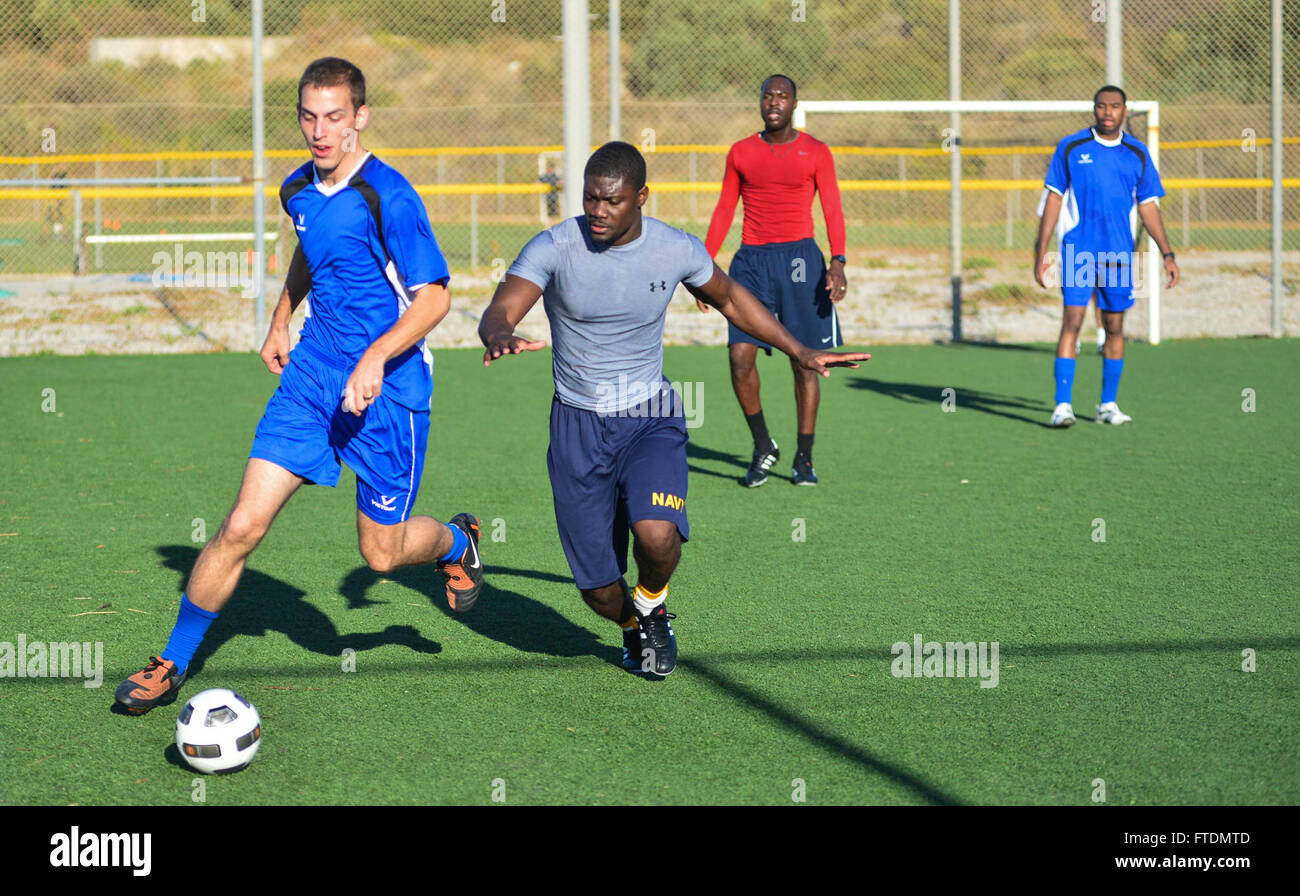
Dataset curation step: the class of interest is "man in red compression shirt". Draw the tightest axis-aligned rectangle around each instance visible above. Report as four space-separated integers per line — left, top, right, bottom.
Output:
701 74 849 487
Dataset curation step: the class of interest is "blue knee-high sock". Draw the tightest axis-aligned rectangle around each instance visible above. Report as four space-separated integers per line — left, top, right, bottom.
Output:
1101 357 1124 404
1053 357 1076 405
439 523 468 563
160 594 218 676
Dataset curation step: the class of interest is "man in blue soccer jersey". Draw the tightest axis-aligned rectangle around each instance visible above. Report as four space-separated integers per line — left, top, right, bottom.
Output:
1034 85 1179 427
478 142 869 676
115 58 483 714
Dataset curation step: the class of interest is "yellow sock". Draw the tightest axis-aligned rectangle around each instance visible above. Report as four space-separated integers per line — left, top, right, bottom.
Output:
619 615 638 632
632 583 667 615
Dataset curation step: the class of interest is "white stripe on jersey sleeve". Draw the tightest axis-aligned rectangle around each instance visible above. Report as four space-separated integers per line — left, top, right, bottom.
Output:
1037 187 1079 246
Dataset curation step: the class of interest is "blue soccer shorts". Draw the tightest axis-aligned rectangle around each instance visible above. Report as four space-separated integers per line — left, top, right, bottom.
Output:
547 386 689 591
1062 258 1136 313
249 338 429 524
727 238 842 353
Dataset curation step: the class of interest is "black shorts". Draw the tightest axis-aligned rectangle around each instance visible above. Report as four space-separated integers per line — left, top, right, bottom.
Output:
727 238 842 353
547 389 689 590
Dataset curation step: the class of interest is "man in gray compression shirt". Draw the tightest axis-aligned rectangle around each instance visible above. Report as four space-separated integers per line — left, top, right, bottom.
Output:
479 141 870 677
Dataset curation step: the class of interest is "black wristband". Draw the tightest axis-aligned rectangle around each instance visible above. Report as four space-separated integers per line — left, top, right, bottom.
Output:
830 254 847 264
1162 252 1176 260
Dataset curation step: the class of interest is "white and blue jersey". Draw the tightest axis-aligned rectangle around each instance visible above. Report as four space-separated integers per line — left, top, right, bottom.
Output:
1043 127 1164 259
280 153 449 410
250 153 449 523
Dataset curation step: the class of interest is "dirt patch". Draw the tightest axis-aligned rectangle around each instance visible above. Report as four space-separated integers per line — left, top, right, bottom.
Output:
1 249 1296 356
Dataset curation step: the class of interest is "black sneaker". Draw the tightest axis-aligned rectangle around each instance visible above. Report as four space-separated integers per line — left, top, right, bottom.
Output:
618 581 642 671
744 440 780 487
636 604 678 676
791 454 818 486
621 624 642 671
439 513 484 612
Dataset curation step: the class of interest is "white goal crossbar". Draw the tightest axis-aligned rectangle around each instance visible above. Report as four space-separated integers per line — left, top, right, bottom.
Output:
795 100 1163 344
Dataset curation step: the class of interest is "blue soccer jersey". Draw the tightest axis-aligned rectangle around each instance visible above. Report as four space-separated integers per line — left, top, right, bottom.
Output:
1044 127 1164 258
280 153 450 410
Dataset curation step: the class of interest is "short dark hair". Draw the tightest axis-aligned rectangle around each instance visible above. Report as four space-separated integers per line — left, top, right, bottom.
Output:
762 74 797 101
1094 84 1126 105
299 57 366 111
584 141 646 190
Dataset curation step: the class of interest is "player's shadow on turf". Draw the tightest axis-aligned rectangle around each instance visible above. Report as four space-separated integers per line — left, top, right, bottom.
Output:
685 441 751 482
338 563 623 667
941 339 1054 353
154 545 442 681
849 377 1051 427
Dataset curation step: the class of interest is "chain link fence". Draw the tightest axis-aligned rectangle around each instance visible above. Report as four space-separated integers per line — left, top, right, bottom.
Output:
0 0 1294 352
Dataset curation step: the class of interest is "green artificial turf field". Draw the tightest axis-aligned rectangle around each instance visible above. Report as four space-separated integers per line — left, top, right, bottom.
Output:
0 338 1296 805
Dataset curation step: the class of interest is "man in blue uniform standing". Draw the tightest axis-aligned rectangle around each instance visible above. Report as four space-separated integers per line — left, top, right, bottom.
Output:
478 142 869 676
1034 85 1179 427
116 58 483 714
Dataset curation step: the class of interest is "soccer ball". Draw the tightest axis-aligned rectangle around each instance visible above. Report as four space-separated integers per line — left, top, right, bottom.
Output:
175 688 262 775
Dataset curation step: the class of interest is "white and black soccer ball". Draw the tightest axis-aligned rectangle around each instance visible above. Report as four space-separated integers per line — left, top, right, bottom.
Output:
175 688 262 775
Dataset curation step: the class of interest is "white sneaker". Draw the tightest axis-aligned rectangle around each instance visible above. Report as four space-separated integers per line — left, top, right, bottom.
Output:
1096 328 1106 353
1095 401 1132 425
1050 402 1076 427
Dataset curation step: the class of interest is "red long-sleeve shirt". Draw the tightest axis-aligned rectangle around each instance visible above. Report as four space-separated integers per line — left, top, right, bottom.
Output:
704 131 846 258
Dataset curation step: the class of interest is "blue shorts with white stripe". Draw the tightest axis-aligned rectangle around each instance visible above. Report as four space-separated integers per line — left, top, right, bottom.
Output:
250 337 428 524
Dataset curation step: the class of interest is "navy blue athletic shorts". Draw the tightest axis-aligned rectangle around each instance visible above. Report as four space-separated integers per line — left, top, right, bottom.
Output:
547 385 689 591
249 338 429 525
727 237 842 353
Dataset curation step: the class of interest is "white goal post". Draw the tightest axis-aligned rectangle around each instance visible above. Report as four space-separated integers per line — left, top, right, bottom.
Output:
794 100 1163 344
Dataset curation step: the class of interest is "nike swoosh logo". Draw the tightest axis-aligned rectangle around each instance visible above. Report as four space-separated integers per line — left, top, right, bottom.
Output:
464 535 481 571
821 336 833 344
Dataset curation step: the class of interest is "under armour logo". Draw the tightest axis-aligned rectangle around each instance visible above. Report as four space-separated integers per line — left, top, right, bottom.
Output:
649 281 667 292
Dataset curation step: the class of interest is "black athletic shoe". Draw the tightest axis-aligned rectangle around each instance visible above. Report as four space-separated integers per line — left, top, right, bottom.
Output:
744 440 780 487
791 454 818 486
616 581 642 671
439 513 484 613
636 604 678 676
621 625 642 671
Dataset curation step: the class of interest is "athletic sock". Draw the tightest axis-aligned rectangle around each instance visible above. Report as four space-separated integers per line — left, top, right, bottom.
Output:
1100 357 1125 404
1053 357 1076 405
439 522 468 563
796 432 814 460
619 615 639 633
632 583 667 616
1096 327 1106 348
160 593 218 677
745 411 771 448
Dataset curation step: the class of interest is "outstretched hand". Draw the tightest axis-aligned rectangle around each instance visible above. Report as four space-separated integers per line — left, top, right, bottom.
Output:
798 348 871 377
483 333 548 366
